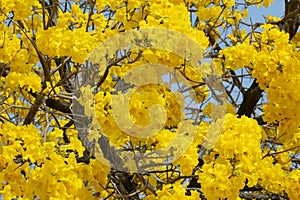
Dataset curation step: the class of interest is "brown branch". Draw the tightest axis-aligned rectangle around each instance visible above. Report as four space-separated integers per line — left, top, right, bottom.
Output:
237 80 263 118
282 0 300 39
24 93 44 125
27 90 72 114
86 0 96 32
0 62 9 77
46 0 58 29
42 0 46 29
45 98 71 113
282 0 300 23
55 57 74 93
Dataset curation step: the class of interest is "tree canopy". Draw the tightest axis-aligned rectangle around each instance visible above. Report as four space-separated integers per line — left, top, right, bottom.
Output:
0 0 299 199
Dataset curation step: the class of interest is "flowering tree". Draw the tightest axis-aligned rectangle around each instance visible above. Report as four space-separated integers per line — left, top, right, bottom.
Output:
0 0 300 199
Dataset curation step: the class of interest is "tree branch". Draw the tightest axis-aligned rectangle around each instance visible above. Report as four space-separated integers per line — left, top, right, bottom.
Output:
237 80 263 118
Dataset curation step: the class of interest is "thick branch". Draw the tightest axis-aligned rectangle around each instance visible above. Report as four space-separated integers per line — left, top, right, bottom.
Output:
237 80 263 118
45 98 71 113
0 62 9 77
24 93 44 125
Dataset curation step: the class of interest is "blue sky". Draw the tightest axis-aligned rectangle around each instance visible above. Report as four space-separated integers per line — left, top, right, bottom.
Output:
248 1 284 21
